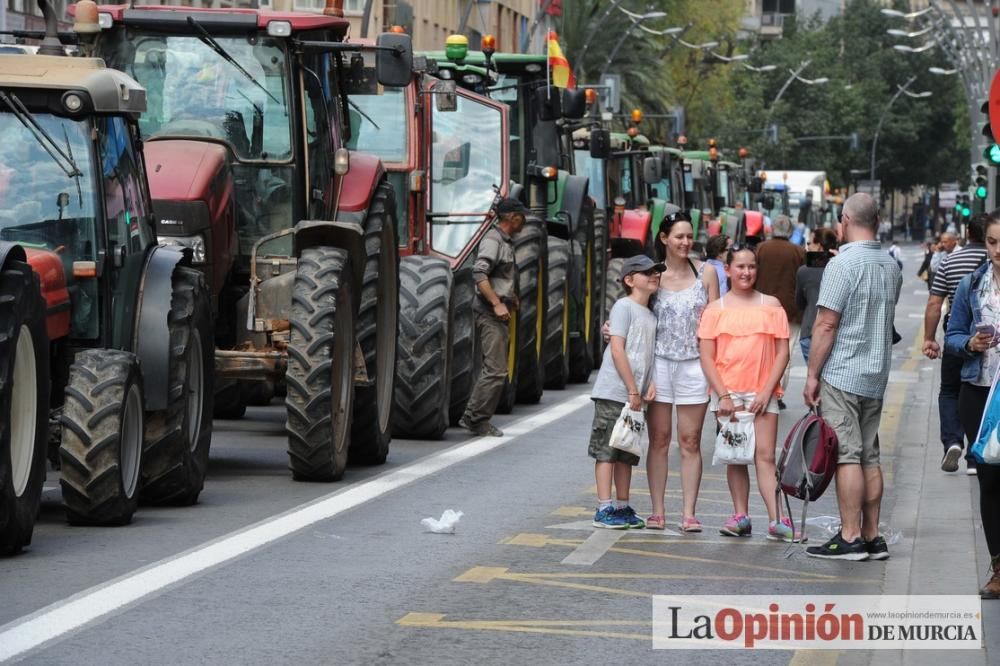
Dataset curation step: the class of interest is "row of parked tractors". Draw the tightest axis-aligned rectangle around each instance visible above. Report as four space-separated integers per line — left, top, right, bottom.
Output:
0 0 754 555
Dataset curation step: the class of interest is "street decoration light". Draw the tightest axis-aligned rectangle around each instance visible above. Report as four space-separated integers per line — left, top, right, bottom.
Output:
870 76 934 181
598 10 669 81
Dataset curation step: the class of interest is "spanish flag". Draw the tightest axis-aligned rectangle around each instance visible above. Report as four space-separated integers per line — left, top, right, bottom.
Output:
547 31 575 89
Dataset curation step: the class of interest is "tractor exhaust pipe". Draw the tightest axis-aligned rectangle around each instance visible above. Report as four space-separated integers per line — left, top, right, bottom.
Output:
36 0 65 56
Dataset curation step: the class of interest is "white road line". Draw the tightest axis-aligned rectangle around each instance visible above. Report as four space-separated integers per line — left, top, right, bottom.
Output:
561 528 626 566
0 393 593 663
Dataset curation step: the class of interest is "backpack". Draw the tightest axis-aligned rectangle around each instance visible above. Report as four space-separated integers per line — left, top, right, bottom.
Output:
775 408 839 541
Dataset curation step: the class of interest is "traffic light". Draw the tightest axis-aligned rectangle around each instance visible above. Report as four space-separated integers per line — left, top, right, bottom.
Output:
976 164 989 199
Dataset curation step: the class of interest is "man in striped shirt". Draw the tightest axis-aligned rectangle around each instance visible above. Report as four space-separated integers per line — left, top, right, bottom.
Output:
804 193 902 561
923 215 988 475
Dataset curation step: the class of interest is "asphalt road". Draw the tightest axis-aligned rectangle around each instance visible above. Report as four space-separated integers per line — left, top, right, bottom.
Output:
0 245 992 664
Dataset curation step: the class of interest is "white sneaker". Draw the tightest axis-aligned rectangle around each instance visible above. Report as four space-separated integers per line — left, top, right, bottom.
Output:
941 444 962 473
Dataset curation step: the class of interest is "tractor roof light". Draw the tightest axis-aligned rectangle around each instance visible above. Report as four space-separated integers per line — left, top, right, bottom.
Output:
390 24 406 34
323 0 344 17
585 88 597 105
630 108 643 124
73 0 100 34
267 21 292 37
446 34 469 62
481 34 496 56
708 138 717 148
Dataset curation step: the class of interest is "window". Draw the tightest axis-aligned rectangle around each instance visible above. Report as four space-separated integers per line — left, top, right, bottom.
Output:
762 0 795 14
99 117 151 257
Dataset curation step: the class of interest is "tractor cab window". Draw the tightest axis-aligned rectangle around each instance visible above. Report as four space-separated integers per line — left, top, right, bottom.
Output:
716 168 731 207
575 150 606 209
302 55 336 222
492 74 522 186
99 117 153 256
346 87 407 163
429 91 504 257
105 32 292 162
0 110 101 338
606 155 634 209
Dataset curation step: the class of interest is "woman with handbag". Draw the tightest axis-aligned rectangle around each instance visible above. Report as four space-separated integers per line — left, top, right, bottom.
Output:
698 245 794 541
944 212 1000 598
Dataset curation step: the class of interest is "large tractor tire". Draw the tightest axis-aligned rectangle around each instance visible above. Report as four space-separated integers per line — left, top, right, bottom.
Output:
542 237 570 390
591 209 608 367
513 222 547 405
286 248 356 482
393 256 452 440
0 260 49 554
350 180 399 465
140 267 214 506
448 266 476 425
59 350 145 526
569 202 598 382
601 257 627 357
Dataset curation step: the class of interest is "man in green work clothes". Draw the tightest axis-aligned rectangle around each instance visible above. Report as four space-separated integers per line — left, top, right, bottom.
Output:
459 198 527 436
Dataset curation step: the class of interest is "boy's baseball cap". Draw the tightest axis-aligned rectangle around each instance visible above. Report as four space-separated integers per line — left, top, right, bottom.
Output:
620 255 665 283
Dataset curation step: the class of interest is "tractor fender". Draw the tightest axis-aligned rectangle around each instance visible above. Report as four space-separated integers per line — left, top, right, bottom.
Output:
558 174 589 237
620 209 652 246
0 240 26 271
135 245 189 411
337 153 386 213
293 219 365 309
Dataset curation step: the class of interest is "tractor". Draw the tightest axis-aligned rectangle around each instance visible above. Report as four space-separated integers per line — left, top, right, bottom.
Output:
346 51 510 439
429 37 600 401
1 1 213 554
81 0 413 480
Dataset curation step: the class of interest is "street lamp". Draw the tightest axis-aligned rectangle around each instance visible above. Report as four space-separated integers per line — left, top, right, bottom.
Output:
743 63 777 73
574 0 629 76
637 24 685 37
765 60 829 124
881 7 934 19
886 26 934 38
599 10 669 81
870 76 933 181
894 43 937 53
710 52 749 63
674 37 719 50
929 66 960 75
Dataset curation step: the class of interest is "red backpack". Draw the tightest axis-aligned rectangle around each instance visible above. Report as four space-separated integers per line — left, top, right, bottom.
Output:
775 409 839 540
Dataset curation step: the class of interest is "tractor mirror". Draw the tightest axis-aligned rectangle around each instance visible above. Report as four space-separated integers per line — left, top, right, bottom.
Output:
375 32 413 88
434 80 458 112
763 195 775 210
589 128 611 159
642 156 662 184
534 86 561 121
561 88 586 119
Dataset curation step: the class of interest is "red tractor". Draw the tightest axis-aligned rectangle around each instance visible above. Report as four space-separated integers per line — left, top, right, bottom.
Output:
81 1 412 480
347 54 509 438
2 1 214 553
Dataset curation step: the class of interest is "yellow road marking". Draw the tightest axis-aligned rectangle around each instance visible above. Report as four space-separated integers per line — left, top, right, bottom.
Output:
454 567 509 583
397 612 651 640
551 506 771 520
453 567 866 585
789 649 842 666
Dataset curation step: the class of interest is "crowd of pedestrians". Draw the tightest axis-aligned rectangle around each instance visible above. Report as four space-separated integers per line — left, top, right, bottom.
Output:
588 193 903 562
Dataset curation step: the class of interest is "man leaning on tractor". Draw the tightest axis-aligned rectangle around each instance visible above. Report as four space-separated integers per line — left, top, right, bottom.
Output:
459 198 527 437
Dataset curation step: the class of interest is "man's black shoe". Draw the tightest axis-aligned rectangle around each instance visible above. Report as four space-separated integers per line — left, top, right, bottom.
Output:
805 532 869 561
865 535 890 561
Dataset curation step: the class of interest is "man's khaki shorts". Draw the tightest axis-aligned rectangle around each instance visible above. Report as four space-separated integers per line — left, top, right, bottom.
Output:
820 381 883 467
588 398 641 466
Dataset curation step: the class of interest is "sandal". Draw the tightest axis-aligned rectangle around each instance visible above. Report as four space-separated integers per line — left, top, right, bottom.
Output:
679 516 703 533
646 515 665 530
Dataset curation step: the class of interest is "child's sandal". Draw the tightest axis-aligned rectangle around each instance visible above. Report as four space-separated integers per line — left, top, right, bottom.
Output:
646 515 665 530
680 516 703 533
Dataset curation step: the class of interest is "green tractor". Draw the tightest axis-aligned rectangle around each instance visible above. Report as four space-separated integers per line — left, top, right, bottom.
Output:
427 36 601 400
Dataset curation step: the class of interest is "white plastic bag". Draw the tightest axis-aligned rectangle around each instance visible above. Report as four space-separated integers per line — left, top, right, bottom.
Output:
713 411 756 465
421 509 463 534
609 405 645 458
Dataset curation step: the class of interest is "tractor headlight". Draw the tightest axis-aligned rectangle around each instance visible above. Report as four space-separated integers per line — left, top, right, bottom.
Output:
158 234 207 264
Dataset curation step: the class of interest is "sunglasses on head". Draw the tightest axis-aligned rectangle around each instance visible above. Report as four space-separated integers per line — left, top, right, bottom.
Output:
631 268 661 277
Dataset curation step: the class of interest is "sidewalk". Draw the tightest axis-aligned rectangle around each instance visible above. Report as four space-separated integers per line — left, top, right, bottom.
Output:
865 340 996 665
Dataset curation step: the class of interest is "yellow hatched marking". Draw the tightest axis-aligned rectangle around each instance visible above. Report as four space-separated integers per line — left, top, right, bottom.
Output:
397 612 650 641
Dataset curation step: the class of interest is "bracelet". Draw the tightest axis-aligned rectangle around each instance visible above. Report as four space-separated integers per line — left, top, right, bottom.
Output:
719 393 732 400
628 392 639 396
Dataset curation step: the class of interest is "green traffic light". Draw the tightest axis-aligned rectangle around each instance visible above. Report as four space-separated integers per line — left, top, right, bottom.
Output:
987 144 1000 164
978 185 988 199
962 206 972 216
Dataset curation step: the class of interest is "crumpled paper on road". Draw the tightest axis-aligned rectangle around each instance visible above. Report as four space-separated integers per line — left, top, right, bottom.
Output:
421 509 463 534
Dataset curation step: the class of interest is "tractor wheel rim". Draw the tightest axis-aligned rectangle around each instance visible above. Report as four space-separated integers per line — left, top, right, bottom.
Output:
187 330 204 451
11 325 37 498
376 236 397 434
120 382 143 498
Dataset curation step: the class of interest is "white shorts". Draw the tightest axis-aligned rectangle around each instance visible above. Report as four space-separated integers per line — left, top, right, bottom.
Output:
653 357 709 405
709 391 780 415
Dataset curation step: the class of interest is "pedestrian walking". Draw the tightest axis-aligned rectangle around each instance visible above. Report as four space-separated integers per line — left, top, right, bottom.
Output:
930 231 958 278
803 193 902 561
458 198 526 437
925 215 988 475
944 210 1000 597
888 241 903 270
704 234 730 297
795 227 838 364
755 214 805 410
644 212 720 532
590 255 662 529
698 244 795 541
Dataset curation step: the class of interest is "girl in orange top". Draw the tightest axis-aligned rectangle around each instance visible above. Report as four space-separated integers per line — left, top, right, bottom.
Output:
698 245 795 541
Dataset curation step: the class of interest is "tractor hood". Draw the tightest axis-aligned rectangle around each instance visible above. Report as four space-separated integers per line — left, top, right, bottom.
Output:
144 139 233 234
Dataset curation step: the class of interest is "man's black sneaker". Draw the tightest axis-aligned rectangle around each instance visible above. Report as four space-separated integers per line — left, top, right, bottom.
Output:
805 532 869 561
865 535 890 561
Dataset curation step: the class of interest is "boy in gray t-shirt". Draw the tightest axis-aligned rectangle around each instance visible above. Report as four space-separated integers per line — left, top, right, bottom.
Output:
590 255 661 529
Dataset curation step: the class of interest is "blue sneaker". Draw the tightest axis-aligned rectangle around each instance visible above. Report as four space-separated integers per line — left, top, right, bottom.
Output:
618 505 646 529
592 506 628 529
